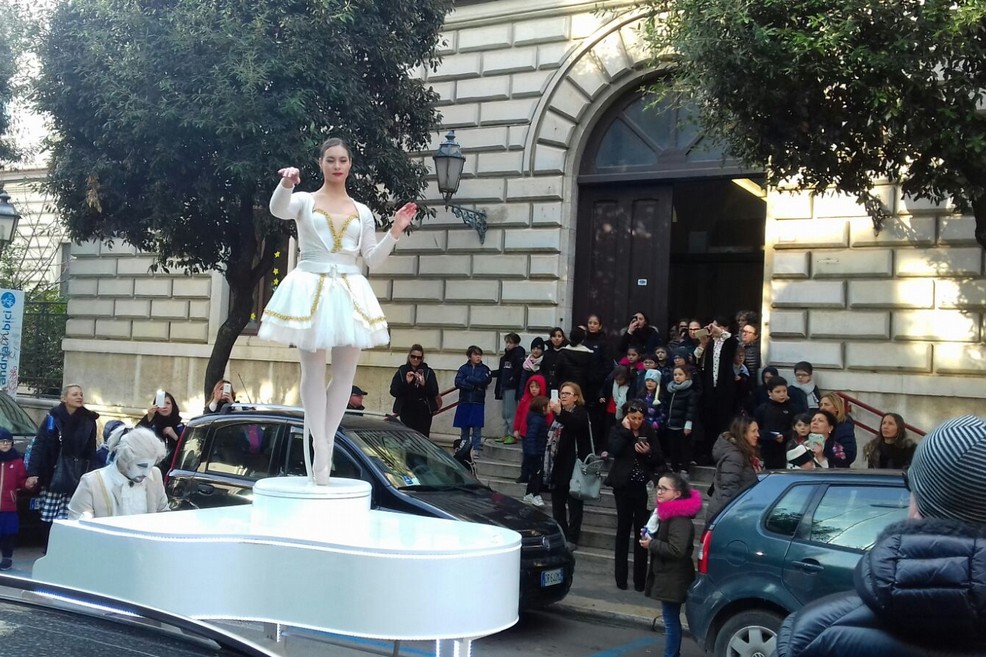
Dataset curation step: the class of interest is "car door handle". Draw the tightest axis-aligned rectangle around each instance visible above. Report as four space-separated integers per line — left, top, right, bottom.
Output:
792 559 824 573
197 483 216 495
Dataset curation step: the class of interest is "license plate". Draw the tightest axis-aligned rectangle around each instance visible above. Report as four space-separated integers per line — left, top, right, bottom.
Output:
540 567 564 588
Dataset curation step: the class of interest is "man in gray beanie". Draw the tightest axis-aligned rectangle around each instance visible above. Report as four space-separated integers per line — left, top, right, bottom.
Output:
773 415 986 657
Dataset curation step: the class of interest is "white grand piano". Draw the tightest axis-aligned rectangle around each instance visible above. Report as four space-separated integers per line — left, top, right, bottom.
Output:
33 477 520 654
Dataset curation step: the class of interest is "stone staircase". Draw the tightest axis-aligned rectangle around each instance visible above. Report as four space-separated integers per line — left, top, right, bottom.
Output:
473 439 714 579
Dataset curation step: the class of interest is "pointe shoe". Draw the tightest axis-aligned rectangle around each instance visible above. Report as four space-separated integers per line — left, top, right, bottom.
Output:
313 467 331 486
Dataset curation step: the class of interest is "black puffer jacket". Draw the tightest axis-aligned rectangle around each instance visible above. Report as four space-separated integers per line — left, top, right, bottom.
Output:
663 380 699 431
774 518 986 657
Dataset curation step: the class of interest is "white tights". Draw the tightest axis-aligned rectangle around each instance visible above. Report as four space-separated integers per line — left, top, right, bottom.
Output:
299 346 360 485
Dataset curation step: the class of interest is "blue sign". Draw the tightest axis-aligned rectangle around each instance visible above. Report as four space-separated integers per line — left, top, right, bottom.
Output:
0 289 24 394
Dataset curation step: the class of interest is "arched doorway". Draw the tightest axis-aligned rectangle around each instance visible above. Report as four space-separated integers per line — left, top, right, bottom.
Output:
574 89 767 345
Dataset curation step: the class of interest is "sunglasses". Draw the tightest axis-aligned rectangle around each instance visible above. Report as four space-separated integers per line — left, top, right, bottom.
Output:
408 354 423 360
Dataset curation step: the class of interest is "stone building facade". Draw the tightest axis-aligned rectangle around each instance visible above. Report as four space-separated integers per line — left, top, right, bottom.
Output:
46 0 986 436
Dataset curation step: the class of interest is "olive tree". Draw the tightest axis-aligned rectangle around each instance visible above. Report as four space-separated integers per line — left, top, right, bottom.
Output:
642 0 986 248
34 0 451 397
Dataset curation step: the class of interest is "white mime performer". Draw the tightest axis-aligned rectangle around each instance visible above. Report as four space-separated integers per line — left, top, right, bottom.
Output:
68 427 169 520
259 137 416 485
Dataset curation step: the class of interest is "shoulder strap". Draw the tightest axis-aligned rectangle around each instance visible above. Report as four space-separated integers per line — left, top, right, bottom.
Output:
587 412 595 455
93 471 114 517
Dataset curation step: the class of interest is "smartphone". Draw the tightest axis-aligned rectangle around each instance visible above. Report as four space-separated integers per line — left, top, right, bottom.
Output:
222 382 232 395
154 389 166 407
694 328 710 339
550 389 559 402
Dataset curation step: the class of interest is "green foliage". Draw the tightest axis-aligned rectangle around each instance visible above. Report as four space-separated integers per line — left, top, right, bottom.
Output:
36 0 450 271
33 0 452 394
641 0 986 247
0 3 15 164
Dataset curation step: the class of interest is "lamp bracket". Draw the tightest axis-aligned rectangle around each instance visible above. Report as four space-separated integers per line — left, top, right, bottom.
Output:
445 204 488 245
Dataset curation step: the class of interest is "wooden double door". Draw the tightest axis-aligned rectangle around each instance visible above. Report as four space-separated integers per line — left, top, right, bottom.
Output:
573 183 673 342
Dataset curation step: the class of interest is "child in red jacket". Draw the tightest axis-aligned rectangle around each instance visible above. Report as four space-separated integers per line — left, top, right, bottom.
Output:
0 427 28 570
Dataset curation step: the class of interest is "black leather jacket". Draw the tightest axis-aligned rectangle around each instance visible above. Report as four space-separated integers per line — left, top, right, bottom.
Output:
774 518 986 657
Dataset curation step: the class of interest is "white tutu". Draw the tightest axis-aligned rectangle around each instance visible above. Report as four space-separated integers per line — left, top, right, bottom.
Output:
258 269 389 351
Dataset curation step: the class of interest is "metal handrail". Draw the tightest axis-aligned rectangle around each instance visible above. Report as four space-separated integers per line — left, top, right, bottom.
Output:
433 386 460 416
835 392 926 438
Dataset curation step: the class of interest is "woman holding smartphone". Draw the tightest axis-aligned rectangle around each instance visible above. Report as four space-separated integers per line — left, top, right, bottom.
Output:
547 382 593 548
618 311 663 358
604 399 664 591
137 391 183 471
204 379 236 414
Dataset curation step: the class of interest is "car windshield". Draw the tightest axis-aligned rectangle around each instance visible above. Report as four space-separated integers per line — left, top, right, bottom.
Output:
0 392 38 435
348 429 481 490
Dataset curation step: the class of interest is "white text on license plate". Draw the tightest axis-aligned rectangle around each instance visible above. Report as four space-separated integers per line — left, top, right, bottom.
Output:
540 568 564 587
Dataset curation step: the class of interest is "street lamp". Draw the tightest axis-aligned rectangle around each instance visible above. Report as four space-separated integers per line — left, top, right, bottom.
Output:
432 130 488 244
0 187 20 257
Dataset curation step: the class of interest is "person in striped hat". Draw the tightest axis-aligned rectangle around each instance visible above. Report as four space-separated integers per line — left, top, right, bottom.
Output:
773 415 986 657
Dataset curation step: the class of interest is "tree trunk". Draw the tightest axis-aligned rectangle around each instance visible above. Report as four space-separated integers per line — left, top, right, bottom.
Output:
202 190 277 400
973 195 986 251
202 274 256 403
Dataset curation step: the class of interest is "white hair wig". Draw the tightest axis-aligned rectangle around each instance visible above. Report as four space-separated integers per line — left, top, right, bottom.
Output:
110 426 166 469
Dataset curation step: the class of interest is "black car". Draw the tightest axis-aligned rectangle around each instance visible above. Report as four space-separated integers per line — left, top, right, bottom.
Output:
165 405 575 610
0 573 279 656
0 391 42 539
686 469 910 657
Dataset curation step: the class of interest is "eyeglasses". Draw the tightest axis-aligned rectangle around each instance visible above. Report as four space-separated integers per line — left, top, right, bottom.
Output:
902 469 910 492
741 328 756 334
657 485 675 493
559 391 574 397
408 354 423 360
0 439 12 444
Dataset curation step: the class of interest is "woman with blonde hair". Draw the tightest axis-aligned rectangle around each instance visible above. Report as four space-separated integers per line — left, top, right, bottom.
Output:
547 381 593 547
818 392 857 468
706 415 762 522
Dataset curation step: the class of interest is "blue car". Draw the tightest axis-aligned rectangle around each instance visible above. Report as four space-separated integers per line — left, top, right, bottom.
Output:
685 469 909 657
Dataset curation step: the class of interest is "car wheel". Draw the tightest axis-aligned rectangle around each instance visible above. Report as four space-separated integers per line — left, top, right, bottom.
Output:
713 609 784 657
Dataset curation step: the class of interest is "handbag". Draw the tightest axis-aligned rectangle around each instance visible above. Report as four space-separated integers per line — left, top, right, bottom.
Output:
569 418 605 501
49 454 88 494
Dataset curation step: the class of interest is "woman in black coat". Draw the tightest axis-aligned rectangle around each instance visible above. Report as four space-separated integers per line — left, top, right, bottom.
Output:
541 327 567 391
389 344 440 437
605 399 664 591
25 384 100 526
548 381 593 546
137 391 183 472
642 471 703 657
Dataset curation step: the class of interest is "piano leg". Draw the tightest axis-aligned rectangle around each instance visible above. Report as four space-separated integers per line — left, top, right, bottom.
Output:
262 622 286 645
436 638 473 657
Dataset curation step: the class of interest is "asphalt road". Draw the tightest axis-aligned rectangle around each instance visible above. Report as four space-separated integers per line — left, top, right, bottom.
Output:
219 608 705 657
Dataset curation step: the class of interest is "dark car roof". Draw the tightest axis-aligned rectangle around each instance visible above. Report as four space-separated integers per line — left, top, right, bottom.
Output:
185 405 396 430
0 574 278 657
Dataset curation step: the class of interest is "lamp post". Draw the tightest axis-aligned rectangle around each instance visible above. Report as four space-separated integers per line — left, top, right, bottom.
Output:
432 130 488 244
0 187 20 258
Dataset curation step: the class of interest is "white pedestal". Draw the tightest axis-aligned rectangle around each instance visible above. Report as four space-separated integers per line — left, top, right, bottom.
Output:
251 477 371 537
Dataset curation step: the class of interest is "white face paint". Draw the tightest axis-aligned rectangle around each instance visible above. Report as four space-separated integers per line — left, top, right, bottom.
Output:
119 459 155 483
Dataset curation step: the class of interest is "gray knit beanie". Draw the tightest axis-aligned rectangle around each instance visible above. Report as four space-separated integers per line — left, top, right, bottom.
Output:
908 415 986 524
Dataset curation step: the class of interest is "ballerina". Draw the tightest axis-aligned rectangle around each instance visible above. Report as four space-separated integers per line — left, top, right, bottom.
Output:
259 137 416 484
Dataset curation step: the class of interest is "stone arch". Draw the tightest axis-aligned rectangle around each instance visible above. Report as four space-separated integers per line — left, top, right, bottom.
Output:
523 10 665 176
